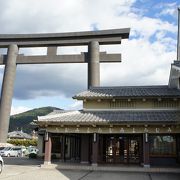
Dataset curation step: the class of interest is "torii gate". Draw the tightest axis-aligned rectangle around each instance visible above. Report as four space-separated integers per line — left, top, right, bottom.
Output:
0 28 130 143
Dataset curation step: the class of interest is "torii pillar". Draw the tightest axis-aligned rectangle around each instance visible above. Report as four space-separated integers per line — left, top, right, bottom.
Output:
0 44 18 143
88 41 100 88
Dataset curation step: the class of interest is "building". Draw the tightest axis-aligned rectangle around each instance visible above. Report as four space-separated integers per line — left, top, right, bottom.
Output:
36 60 180 167
8 130 32 140
35 9 180 166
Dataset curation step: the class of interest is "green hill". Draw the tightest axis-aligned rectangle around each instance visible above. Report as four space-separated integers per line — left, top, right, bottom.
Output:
9 106 61 133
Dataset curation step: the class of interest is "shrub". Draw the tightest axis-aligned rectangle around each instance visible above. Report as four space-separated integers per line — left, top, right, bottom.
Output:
7 139 37 147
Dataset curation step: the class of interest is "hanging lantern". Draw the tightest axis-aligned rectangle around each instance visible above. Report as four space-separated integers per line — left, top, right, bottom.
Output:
145 132 148 143
93 133 97 142
44 132 49 141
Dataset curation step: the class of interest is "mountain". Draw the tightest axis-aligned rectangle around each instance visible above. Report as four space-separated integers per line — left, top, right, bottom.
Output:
9 106 61 134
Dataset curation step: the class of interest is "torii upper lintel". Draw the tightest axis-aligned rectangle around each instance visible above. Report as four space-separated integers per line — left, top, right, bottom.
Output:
0 28 130 47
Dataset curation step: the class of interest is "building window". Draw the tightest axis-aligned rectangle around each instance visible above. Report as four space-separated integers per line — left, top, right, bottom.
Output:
149 135 176 157
154 100 179 108
110 100 136 108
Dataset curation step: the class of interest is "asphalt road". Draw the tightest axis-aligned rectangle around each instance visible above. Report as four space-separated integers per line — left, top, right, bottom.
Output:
3 156 43 166
0 157 179 180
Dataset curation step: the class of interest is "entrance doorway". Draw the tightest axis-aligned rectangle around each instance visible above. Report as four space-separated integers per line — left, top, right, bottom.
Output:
51 134 81 162
103 134 142 164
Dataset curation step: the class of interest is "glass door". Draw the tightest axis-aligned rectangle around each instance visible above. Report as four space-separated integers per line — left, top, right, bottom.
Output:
117 136 128 163
128 136 141 163
104 134 141 164
105 135 129 163
105 136 114 163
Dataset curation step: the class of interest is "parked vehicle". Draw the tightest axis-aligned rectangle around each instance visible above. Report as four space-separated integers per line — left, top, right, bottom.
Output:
0 147 10 156
21 146 26 154
19 146 26 157
12 147 23 157
0 147 5 156
0 156 4 173
0 147 21 157
0 147 5 151
26 146 38 155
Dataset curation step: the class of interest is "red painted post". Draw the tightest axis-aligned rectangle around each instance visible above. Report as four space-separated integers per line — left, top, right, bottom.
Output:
44 132 52 165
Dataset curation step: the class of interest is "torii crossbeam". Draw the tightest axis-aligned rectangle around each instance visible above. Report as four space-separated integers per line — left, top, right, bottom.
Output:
0 28 130 142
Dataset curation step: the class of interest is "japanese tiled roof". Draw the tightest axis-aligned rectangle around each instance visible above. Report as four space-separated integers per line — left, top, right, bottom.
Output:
8 131 32 139
73 86 180 99
37 110 180 124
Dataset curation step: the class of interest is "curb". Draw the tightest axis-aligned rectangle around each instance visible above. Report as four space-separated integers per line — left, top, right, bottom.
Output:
40 164 180 173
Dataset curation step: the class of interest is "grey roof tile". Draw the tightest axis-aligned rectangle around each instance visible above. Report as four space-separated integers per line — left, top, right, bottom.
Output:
8 131 32 139
37 110 180 124
74 86 180 99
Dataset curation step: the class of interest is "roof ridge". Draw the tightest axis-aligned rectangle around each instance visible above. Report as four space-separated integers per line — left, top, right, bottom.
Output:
89 85 168 89
74 85 180 99
84 109 180 112
38 110 80 120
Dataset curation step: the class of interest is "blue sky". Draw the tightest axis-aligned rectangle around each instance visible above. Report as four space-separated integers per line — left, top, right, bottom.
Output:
0 0 179 114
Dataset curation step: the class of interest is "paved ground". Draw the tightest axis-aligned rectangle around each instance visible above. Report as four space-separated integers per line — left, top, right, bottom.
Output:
0 157 179 180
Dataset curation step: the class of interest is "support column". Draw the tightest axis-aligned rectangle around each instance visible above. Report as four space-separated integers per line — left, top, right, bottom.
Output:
143 133 150 167
0 44 18 143
81 134 90 164
92 133 99 166
98 135 103 162
177 135 180 163
60 135 65 162
44 132 52 165
37 135 43 157
88 41 100 88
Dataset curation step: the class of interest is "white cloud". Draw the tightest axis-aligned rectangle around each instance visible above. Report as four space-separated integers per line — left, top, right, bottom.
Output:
155 2 177 17
67 101 83 110
101 36 175 86
10 106 31 115
0 0 178 103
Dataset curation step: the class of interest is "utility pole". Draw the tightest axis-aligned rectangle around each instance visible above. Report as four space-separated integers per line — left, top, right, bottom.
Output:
177 7 180 60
